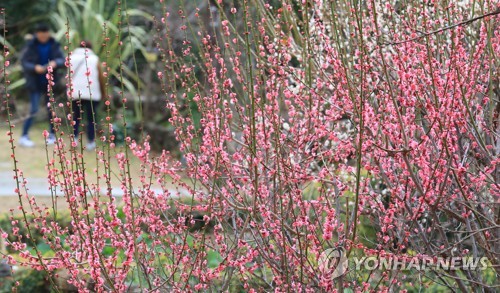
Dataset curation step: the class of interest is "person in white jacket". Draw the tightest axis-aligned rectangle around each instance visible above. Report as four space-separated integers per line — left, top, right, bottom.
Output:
69 41 106 150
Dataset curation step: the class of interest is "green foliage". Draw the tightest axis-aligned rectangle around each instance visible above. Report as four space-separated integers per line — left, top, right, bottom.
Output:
0 268 51 293
302 180 322 201
0 211 72 254
50 0 152 98
207 250 223 268
2 0 56 47
112 109 137 145
1 0 153 104
402 267 499 292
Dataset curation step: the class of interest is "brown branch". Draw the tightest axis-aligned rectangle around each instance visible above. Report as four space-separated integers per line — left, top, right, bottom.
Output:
385 7 500 46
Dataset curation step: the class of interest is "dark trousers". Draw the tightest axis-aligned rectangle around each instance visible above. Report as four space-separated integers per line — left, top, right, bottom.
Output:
22 91 54 136
72 99 99 142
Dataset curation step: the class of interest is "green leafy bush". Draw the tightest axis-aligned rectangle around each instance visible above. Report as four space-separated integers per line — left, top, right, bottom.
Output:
0 211 72 254
0 268 51 293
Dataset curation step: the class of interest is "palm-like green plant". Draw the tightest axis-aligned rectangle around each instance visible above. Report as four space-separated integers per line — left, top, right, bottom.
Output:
50 0 152 109
2 0 152 114
0 35 23 92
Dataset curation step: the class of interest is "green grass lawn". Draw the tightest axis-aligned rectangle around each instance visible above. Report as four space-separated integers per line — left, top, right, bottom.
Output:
0 119 181 213
0 121 144 183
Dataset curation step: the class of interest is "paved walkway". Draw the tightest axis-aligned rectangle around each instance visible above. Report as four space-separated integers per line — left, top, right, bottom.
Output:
0 170 189 197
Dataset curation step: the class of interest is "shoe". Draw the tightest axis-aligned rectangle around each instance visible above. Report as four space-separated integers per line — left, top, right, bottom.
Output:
86 141 96 151
46 134 56 145
19 135 35 147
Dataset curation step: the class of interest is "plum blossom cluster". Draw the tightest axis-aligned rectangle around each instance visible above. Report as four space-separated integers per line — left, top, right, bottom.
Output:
1 0 499 292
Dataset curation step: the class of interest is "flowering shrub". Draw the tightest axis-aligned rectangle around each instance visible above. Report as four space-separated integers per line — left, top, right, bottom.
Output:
1 0 500 292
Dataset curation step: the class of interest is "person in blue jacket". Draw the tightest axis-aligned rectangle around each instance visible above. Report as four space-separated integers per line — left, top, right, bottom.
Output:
19 23 65 147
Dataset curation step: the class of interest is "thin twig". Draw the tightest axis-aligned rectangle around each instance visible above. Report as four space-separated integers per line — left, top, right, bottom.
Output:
384 7 500 46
